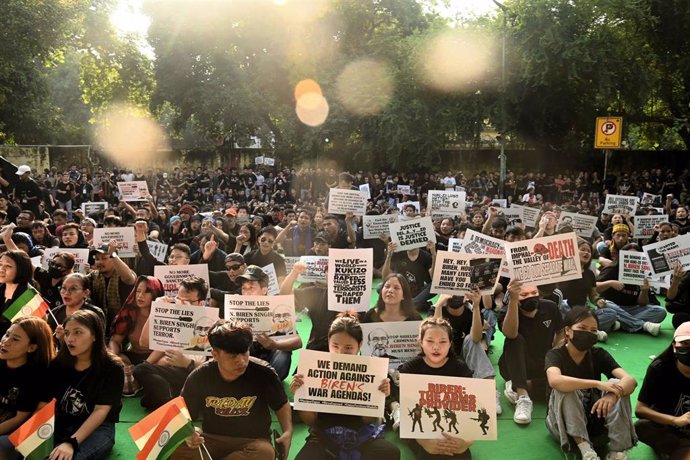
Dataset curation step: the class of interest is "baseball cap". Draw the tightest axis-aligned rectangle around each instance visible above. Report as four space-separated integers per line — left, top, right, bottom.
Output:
92 243 114 256
674 322 690 344
224 253 245 264
236 265 268 285
314 231 330 244
16 165 31 175
225 207 237 217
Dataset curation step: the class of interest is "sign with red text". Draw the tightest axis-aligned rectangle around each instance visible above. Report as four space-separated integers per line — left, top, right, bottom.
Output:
618 251 670 290
327 248 373 312
42 248 89 274
643 234 690 277
224 295 297 341
149 301 219 356
360 321 422 371
297 256 329 282
117 181 150 201
505 233 582 286
154 264 210 299
294 349 388 418
633 215 668 239
399 374 497 440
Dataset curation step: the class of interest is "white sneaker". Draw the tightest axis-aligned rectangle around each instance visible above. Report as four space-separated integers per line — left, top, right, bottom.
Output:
504 380 518 405
513 395 533 425
581 447 600 460
391 406 401 431
612 320 621 331
643 321 661 336
605 452 627 460
596 330 608 342
496 390 503 415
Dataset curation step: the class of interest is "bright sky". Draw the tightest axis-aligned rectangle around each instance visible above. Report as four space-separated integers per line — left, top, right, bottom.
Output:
110 0 500 38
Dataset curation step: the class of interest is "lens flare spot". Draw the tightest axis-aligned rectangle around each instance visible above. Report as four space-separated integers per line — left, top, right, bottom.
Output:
294 79 323 101
296 93 329 127
336 59 393 115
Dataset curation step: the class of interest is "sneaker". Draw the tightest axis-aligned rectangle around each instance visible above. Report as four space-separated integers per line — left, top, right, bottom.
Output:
605 452 627 460
496 391 503 415
391 406 401 432
504 380 518 405
643 321 661 336
596 330 608 342
513 395 533 425
612 320 621 331
581 447 600 460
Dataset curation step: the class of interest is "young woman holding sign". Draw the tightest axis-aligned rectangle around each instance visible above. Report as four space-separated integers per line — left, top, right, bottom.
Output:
290 312 400 460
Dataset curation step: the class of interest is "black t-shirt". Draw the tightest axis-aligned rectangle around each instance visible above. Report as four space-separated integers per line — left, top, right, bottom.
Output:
638 355 690 436
34 268 64 309
559 269 595 307
497 300 563 373
0 362 47 416
362 308 421 323
597 265 650 306
398 355 473 378
49 359 124 439
55 181 73 202
390 250 432 297
544 346 619 398
182 359 287 438
244 249 287 279
442 306 483 356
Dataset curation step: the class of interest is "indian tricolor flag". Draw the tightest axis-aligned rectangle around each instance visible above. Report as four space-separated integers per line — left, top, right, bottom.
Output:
136 403 195 460
2 286 49 321
129 397 191 451
8 399 55 460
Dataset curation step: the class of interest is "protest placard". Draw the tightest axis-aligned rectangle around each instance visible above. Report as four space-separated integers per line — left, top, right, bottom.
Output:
510 204 540 228
556 212 598 237
30 256 41 268
42 248 90 274
327 248 373 312
633 214 669 239
81 201 109 216
427 190 466 218
641 192 661 206
294 349 389 418
264 157 275 166
255 156 264 165
148 301 219 356
448 238 464 252
603 194 639 216
360 321 421 371
431 252 504 296
398 185 411 196
117 181 150 202
618 250 670 290
397 201 421 215
284 256 300 276
327 188 368 216
389 217 436 252
224 295 297 341
643 234 690 277
262 264 280 295
505 233 582 286
460 229 509 277
146 240 169 263
362 214 398 240
93 227 136 258
154 264 210 298
297 256 328 282
359 183 371 199
492 199 507 208
399 374 497 440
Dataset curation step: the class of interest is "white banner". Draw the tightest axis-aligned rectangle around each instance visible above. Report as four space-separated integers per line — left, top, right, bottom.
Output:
643 234 690 277
359 183 371 199
294 350 388 418
633 215 668 239
510 204 540 228
398 185 411 196
427 190 466 218
93 227 136 258
505 233 582 286
117 181 150 201
431 251 504 296
327 248 373 312
261 264 280 296
448 238 464 252
618 250 670 290
81 201 109 216
500 207 524 227
399 374 497 440
146 240 169 263
389 217 436 252
297 256 329 282
148 301 219 356
154 264 210 298
362 214 398 240
556 212 598 238
224 295 297 341
42 248 90 274
327 188 368 216
360 321 422 371
603 194 639 216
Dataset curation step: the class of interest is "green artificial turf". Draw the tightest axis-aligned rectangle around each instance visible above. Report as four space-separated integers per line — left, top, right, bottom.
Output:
109 280 666 459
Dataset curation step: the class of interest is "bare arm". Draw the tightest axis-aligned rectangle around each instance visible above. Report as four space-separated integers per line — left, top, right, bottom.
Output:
502 279 522 339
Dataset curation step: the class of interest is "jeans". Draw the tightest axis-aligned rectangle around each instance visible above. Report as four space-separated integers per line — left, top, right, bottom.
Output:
72 422 115 460
560 300 618 334
133 362 191 409
461 335 495 379
597 300 667 332
0 435 20 460
498 334 546 397
250 345 291 381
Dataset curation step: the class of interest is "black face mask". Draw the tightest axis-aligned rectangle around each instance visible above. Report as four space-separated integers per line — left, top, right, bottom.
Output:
570 330 598 351
519 296 539 312
48 264 66 279
447 296 465 310
674 347 690 366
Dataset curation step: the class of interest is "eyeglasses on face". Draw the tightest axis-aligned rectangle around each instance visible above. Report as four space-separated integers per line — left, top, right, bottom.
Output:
225 264 242 271
60 287 83 294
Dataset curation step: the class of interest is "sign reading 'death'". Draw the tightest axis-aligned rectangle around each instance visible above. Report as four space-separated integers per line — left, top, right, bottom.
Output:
643 234 690 277
93 227 136 258
603 194 639 216
618 250 670 290
154 264 210 299
327 248 373 312
148 301 219 356
327 188 368 216
399 374 497 440
389 217 436 252
504 233 582 286
224 295 297 341
427 190 466 218
360 321 422 371
362 214 398 240
294 349 389 418
431 252 504 296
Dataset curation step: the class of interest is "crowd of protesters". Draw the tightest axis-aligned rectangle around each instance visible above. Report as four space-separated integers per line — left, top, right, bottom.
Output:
0 160 688 460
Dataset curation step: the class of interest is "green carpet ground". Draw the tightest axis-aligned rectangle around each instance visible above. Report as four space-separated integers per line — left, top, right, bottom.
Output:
108 282 667 459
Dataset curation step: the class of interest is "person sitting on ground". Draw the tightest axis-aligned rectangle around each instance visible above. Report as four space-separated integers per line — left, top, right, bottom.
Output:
666 264 690 329
382 241 436 312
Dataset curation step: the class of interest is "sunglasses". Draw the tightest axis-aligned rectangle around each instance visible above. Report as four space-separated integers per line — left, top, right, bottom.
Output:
260 238 275 244
225 264 242 271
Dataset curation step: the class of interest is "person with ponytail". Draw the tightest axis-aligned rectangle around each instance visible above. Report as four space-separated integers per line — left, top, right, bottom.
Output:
545 306 637 460
290 312 400 460
47 309 124 460
0 317 54 458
